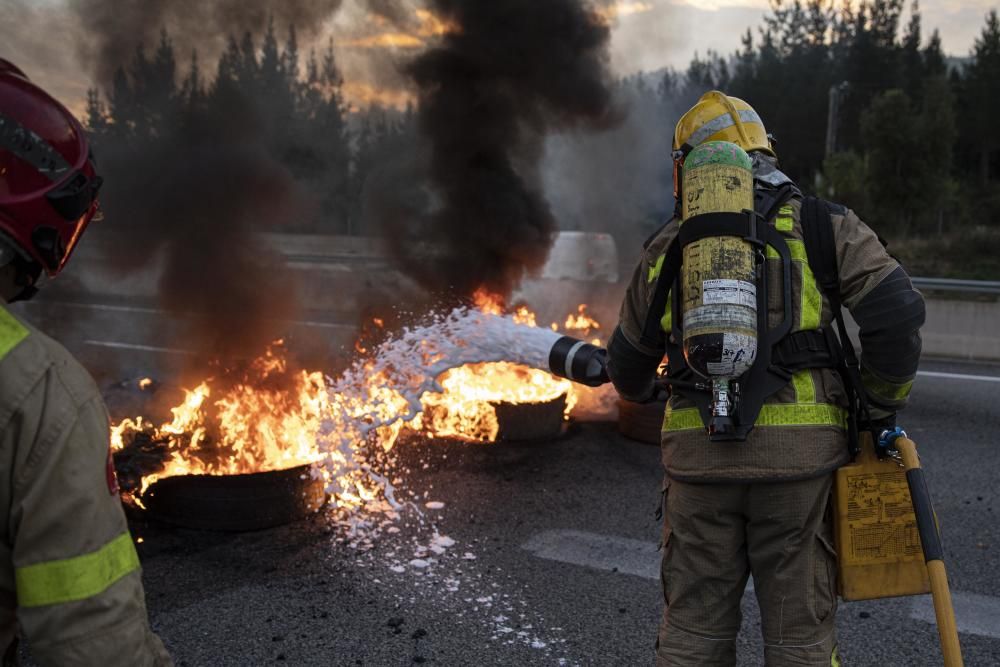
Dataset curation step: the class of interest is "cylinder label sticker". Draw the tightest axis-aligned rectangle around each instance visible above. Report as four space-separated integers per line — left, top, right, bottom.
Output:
705 333 757 376
702 279 756 308
706 361 734 375
683 305 756 338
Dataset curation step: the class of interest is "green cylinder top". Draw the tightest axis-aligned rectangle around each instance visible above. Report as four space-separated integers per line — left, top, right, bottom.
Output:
684 140 753 172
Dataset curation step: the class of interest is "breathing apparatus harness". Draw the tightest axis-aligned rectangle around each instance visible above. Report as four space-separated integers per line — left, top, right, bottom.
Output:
641 154 870 455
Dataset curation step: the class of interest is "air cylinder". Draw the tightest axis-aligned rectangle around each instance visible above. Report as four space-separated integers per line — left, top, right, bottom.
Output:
680 141 757 434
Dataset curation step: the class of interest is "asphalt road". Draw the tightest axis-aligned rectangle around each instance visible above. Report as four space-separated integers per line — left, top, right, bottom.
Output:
103 359 1000 666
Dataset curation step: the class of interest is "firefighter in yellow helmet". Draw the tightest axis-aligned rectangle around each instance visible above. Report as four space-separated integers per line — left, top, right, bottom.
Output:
607 91 925 665
0 60 171 665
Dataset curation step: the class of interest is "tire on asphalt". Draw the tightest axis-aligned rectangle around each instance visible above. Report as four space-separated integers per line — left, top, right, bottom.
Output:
492 393 568 442
617 398 667 445
139 464 327 531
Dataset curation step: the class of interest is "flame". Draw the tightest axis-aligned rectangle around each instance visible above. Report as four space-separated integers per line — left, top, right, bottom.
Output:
417 362 575 442
138 378 153 390
564 304 601 335
111 302 606 504
111 343 329 496
512 305 537 328
472 288 505 316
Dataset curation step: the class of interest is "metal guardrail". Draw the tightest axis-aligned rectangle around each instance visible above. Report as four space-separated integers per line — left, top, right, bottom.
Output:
912 277 1000 295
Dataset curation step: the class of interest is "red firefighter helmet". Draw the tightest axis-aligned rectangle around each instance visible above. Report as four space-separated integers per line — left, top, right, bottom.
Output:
0 58 102 278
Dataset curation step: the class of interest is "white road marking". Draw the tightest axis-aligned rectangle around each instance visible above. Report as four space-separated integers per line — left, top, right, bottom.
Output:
83 340 193 354
523 529 999 639
521 529 660 580
910 591 1000 639
918 370 1000 383
29 300 355 330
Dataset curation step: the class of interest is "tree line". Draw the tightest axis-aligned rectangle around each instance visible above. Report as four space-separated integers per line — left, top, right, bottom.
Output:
657 0 1000 276
84 18 416 236
82 3 1000 277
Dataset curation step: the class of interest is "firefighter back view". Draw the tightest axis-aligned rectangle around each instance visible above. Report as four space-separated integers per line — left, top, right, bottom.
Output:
0 60 171 665
607 91 925 665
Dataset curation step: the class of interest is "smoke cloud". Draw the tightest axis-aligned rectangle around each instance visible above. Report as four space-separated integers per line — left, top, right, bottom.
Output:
367 0 619 300
65 0 347 363
95 93 308 362
69 0 343 87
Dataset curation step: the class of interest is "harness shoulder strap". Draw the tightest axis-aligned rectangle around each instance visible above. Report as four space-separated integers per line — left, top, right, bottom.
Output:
639 233 681 351
801 197 839 300
800 196 868 457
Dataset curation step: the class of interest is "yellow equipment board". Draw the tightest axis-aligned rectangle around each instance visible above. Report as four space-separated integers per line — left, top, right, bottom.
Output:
834 433 931 600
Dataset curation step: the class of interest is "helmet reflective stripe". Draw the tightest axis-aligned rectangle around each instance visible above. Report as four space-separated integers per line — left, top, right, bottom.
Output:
684 109 765 152
0 112 71 181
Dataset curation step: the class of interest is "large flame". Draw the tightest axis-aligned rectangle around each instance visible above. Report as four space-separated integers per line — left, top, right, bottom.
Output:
417 362 575 442
111 300 601 502
111 343 329 497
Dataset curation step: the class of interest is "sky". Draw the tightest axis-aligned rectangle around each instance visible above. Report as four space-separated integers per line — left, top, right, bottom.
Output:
0 0 995 115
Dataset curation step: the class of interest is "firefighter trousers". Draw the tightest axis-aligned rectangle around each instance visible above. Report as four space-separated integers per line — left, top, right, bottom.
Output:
656 474 839 666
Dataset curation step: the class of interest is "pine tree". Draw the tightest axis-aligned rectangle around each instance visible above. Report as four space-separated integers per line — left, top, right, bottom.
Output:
967 10 1000 185
923 30 946 77
861 89 922 232
283 24 300 88
238 31 259 93
901 2 924 100
84 88 108 135
180 50 204 110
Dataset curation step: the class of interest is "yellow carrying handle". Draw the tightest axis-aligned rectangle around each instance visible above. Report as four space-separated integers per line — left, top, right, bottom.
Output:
895 436 963 667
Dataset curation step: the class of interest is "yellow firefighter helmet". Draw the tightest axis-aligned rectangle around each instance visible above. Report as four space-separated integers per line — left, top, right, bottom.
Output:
673 91 775 157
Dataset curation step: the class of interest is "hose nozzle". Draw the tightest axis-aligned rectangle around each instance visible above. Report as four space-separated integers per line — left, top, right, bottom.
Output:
548 336 609 387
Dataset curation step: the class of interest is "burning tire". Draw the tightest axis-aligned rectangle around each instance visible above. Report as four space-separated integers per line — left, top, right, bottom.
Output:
492 393 568 442
617 398 667 445
137 464 326 532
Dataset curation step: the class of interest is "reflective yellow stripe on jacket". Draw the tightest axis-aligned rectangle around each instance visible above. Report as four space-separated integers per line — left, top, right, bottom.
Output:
651 204 844 433
663 402 848 433
860 365 914 404
15 532 141 608
0 307 29 361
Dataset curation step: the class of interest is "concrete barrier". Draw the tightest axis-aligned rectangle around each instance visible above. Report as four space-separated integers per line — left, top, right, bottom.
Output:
916 295 1000 361
11 233 1000 388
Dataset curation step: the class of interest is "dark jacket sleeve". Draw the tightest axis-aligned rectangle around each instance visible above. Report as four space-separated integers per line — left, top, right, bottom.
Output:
834 209 925 415
609 233 672 403
607 326 663 403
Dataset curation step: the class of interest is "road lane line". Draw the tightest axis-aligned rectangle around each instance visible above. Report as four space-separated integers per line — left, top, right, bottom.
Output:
519 530 764 590
918 370 1000 383
83 340 194 355
523 529 997 639
25 301 356 330
521 529 660 580
910 591 1000 639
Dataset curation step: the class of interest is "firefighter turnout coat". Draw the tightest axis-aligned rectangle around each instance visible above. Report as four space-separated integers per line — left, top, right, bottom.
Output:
613 198 924 482
0 304 171 665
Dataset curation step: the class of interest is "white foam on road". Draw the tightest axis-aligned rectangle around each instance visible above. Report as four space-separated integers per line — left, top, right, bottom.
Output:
523 529 1000 640
910 590 1000 639
918 370 1000 383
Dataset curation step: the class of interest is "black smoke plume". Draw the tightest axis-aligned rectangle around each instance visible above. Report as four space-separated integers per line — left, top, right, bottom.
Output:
95 95 306 361
369 0 619 300
68 1 346 364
